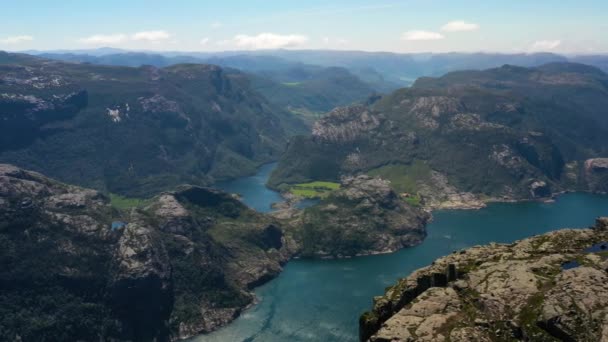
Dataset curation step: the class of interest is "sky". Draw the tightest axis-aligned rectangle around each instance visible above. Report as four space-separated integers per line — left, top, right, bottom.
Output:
1 0 607 54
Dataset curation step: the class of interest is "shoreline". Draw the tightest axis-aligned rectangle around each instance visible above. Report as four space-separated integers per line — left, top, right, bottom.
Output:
193 190 593 339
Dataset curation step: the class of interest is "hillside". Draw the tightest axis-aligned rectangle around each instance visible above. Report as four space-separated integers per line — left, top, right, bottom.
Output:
0 163 297 340
286 175 429 258
0 52 306 197
38 52 382 114
360 218 608 341
269 63 608 206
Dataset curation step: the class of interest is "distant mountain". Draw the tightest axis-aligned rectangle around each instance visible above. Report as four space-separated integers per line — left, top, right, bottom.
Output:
243 50 573 85
199 55 382 113
269 62 608 206
571 55 608 72
0 51 306 196
36 51 202 67
31 49 608 88
35 52 384 114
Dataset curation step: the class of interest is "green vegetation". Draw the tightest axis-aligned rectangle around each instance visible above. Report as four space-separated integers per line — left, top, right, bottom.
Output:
252 66 376 113
271 63 608 200
287 107 325 124
0 52 307 197
403 193 422 207
290 181 340 198
109 193 148 210
367 162 432 194
282 82 301 87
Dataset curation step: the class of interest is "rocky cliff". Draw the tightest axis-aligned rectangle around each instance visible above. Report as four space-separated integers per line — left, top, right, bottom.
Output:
0 51 306 197
269 63 608 206
360 218 608 341
293 175 429 257
0 163 295 341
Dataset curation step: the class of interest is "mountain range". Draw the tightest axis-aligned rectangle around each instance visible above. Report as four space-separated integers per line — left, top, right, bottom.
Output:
269 62 608 206
0 51 306 197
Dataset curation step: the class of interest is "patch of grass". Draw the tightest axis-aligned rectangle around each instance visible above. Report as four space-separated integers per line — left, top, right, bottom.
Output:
109 193 148 210
287 107 324 123
367 161 432 194
403 193 422 207
290 181 340 199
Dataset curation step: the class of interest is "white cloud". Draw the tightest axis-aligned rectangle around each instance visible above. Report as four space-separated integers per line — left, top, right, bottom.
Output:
530 40 561 51
0 35 34 44
441 20 479 32
200 37 210 46
132 30 171 42
211 21 223 30
79 34 128 45
321 37 348 45
232 33 309 49
402 30 444 41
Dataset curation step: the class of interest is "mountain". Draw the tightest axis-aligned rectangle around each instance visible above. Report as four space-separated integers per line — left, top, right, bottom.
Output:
0 51 306 197
0 163 297 341
571 55 608 73
35 52 383 114
237 50 571 86
0 163 429 340
269 63 608 206
36 51 202 68
360 218 608 341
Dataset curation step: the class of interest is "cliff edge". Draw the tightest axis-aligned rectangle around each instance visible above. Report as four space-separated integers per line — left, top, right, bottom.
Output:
360 218 608 341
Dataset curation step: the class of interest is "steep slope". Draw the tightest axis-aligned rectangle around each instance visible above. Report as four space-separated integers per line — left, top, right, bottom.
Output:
0 52 306 197
250 66 377 114
0 163 296 341
270 63 608 206
360 218 608 341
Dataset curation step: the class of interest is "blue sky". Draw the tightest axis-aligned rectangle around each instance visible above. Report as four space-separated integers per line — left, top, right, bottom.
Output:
1 0 607 53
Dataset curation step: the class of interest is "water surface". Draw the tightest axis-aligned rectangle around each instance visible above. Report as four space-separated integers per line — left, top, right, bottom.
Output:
200 165 608 342
215 163 282 213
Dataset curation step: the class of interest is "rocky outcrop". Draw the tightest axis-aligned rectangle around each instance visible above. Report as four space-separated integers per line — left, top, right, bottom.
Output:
298 175 429 257
312 105 381 143
360 218 608 341
0 164 296 341
416 171 487 210
111 215 173 341
584 158 608 192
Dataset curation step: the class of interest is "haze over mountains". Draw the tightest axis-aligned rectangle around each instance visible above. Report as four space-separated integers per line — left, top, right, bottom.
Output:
27 48 608 85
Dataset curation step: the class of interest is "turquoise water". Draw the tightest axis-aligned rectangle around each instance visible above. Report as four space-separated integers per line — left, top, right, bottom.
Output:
215 162 319 212
215 163 283 213
200 165 608 342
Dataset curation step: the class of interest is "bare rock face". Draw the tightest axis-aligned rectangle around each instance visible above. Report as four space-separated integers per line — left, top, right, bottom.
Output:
111 216 173 341
416 171 486 210
312 105 381 143
299 175 429 257
361 218 608 341
408 96 464 129
584 158 608 192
